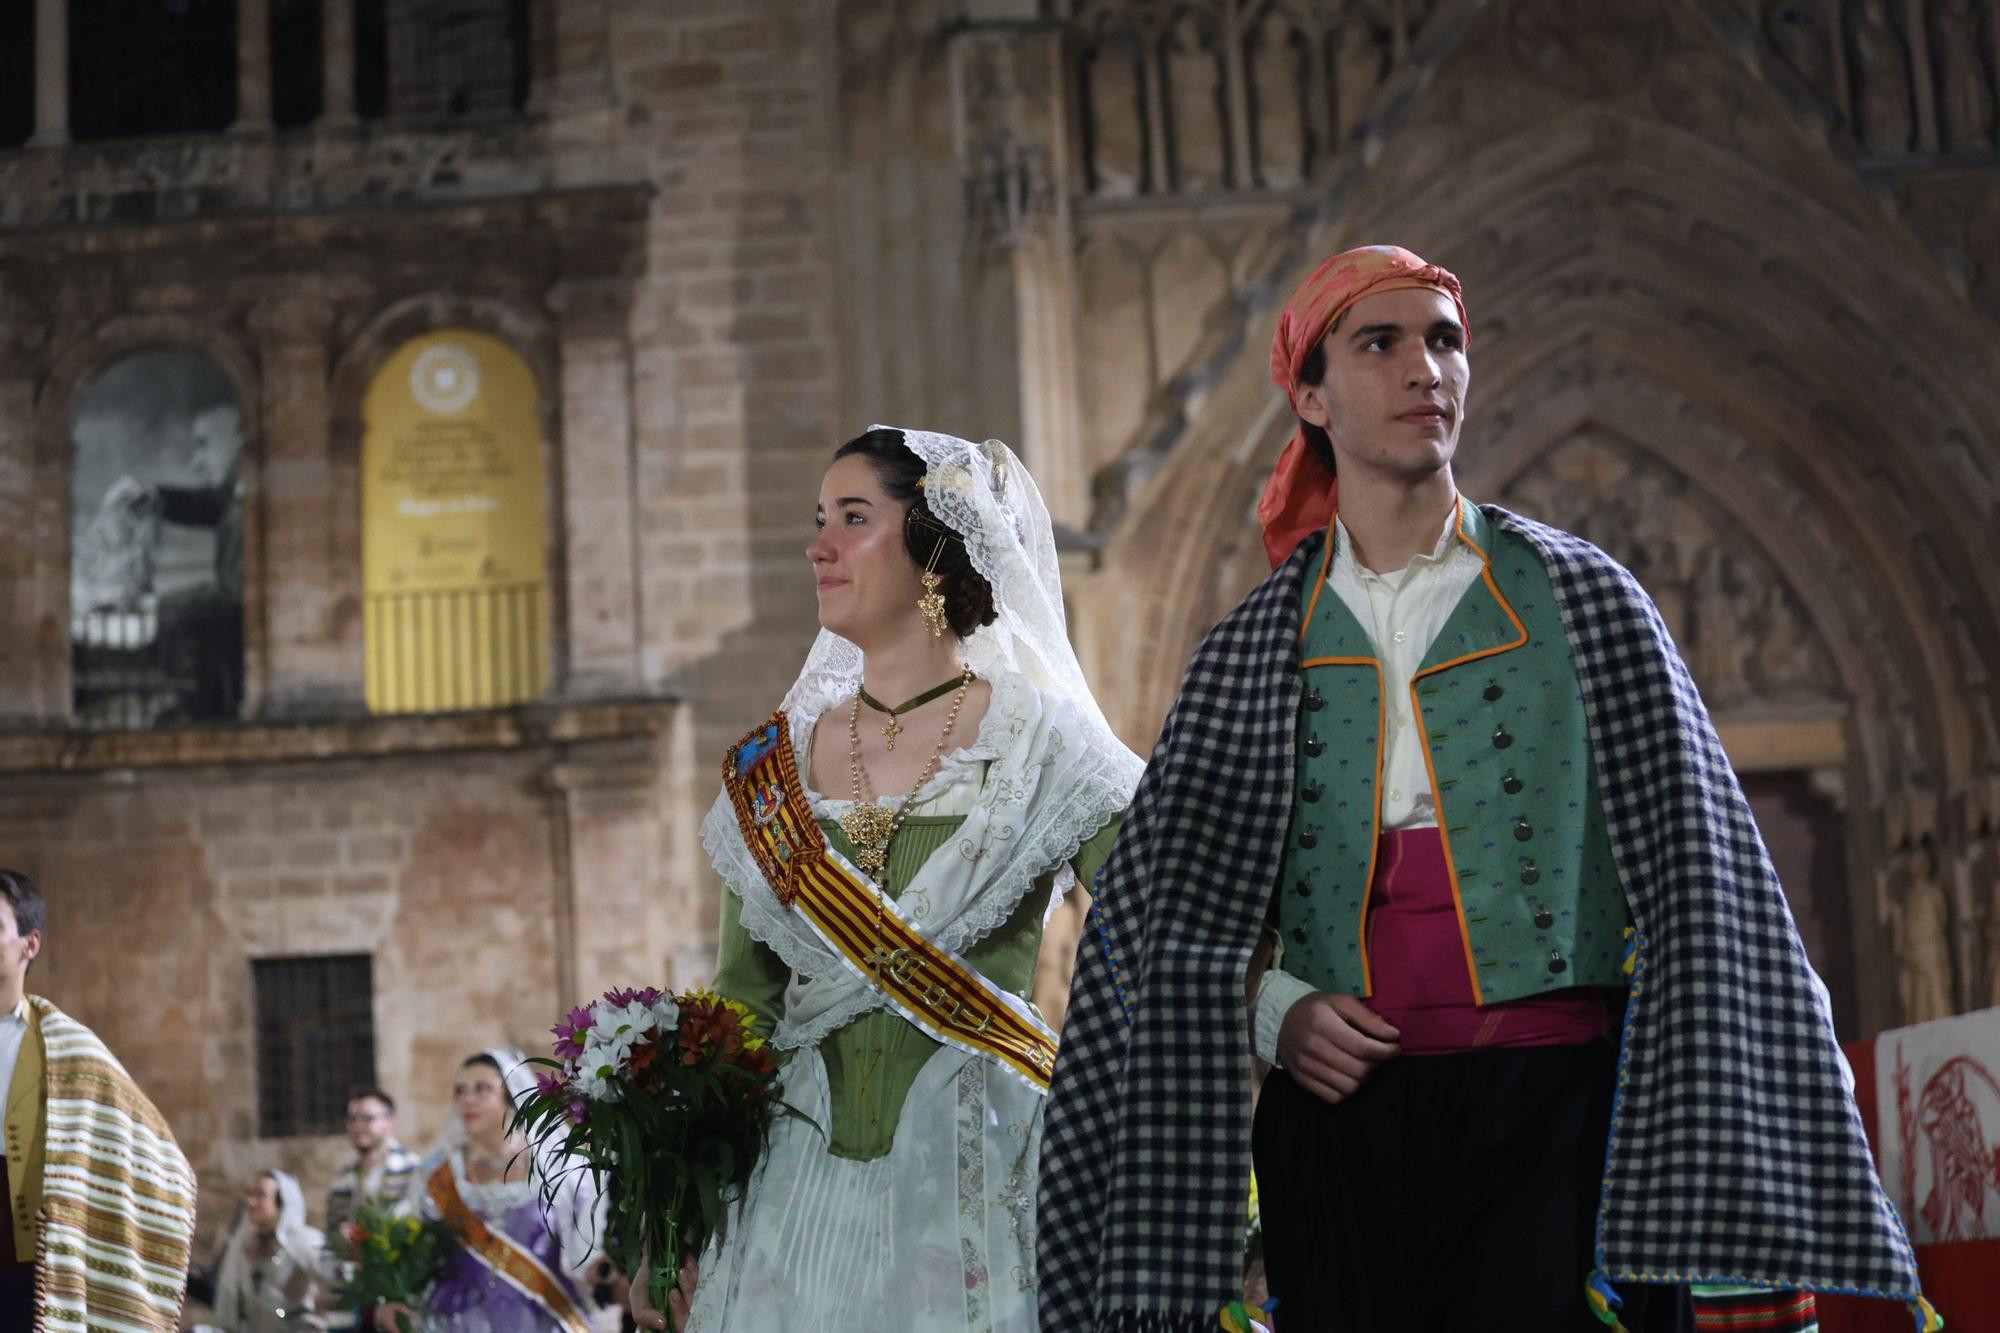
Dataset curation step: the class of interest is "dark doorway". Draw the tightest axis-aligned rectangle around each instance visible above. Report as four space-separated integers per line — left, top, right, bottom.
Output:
1742 769 1859 1039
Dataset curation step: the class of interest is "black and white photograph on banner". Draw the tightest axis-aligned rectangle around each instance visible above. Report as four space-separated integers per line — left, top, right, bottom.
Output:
69 349 244 728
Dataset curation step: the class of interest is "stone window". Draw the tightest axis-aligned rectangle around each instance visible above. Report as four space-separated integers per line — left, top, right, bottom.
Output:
359 0 532 121
0 2 30 147
271 0 326 129
69 0 239 142
253 954 378 1139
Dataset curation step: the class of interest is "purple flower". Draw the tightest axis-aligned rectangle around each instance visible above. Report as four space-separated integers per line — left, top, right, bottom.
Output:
534 1070 569 1100
602 986 664 1009
551 1004 596 1061
564 1097 589 1125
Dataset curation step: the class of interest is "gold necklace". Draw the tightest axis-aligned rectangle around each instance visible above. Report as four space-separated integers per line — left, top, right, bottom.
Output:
840 669 974 886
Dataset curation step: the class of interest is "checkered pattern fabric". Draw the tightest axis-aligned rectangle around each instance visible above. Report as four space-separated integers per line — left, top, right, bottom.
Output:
1036 509 1922 1331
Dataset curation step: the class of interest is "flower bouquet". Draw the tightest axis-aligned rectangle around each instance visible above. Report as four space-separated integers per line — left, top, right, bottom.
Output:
330 1201 452 1333
515 986 783 1332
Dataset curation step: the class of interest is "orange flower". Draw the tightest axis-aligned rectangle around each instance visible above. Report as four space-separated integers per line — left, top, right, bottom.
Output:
677 999 749 1065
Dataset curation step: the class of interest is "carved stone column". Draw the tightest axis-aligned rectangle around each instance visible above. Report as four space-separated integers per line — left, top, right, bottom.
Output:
250 290 353 714
321 0 358 126
547 278 642 697
29 0 67 147
234 0 273 133
541 735 681 1006
545 0 615 113
950 14 1092 529
0 293 46 722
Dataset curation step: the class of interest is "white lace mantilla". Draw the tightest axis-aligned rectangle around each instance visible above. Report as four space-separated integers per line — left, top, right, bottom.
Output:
700 670 1130 1051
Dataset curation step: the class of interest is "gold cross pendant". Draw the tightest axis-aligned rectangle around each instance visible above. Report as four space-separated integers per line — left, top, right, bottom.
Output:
864 943 896 981
881 716 904 750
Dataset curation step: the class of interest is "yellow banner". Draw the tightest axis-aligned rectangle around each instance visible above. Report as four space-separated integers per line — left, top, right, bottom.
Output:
361 331 549 713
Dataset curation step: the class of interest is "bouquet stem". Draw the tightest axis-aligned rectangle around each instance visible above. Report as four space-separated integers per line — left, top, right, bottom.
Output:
645 1183 688 1333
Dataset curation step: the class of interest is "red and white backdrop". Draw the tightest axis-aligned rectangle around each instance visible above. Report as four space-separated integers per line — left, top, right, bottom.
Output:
1821 1007 2000 1331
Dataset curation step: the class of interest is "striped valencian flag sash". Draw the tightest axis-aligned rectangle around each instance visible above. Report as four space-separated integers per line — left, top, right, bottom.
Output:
723 712 1059 1093
426 1162 591 1333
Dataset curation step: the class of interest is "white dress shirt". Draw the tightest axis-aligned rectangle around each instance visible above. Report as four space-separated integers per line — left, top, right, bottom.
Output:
1321 501 1486 831
0 998 27 1123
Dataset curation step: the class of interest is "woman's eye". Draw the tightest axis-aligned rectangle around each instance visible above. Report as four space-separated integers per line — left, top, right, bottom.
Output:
846 512 866 525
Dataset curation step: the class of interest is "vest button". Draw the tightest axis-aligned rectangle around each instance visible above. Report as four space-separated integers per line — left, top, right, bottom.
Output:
1305 689 1325 712
1491 725 1513 749
1502 771 1523 795
1291 928 1309 945
1299 829 1319 850
1513 818 1533 841
1305 738 1325 758
1534 910 1554 929
1302 783 1322 803
1294 880 1311 897
1483 682 1504 702
1520 860 1540 884
1547 951 1568 975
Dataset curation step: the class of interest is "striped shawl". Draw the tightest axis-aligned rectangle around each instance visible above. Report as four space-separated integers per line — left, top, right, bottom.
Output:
29 997 196 1332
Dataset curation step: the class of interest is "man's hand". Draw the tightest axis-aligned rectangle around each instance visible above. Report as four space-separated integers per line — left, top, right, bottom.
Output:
628 1251 698 1331
1276 991 1401 1105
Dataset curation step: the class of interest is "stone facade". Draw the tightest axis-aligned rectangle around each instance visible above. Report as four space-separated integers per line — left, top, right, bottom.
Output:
0 0 1997 1256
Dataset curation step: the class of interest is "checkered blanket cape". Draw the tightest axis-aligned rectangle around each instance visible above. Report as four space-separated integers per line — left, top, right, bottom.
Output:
1036 508 1923 1330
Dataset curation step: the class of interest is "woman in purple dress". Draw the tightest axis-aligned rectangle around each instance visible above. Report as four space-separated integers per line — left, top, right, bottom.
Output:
375 1050 606 1333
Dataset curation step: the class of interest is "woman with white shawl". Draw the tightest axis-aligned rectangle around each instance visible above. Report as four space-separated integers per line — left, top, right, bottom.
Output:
209 1170 324 1332
638 428 1141 1332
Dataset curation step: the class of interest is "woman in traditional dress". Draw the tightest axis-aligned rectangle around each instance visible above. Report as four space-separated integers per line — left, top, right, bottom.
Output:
374 1051 606 1333
637 428 1142 1332
206 1170 324 1333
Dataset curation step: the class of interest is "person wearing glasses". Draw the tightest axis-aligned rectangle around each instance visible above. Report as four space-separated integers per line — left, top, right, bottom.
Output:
322 1087 421 1331
327 1087 422 1236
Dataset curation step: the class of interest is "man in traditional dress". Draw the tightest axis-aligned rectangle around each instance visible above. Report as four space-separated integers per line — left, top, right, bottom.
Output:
1037 247 1936 1332
0 868 197 1330
325 1086 420 1238
322 1086 421 1330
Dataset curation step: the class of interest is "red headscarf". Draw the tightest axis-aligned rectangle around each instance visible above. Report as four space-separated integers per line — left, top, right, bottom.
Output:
1257 245 1469 567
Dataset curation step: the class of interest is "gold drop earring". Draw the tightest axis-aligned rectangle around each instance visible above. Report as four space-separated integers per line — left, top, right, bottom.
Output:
917 539 948 638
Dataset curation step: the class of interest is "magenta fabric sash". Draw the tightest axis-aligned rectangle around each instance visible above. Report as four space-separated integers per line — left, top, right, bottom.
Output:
1365 829 1614 1055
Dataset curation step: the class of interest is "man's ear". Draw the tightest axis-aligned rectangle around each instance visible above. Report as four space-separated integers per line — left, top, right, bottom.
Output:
1295 379 1333 432
21 931 39 967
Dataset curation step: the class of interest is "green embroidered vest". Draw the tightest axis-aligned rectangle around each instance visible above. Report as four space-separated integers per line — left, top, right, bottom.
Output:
1275 504 1630 1006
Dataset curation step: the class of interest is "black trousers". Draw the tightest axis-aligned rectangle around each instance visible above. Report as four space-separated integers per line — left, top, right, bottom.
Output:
0 1264 30 1326
1252 1042 1692 1333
